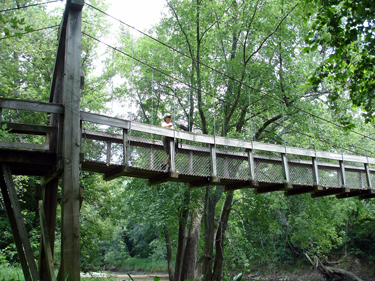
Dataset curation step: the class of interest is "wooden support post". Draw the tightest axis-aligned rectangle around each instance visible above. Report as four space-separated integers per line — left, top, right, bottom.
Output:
1 164 40 281
39 179 58 281
281 153 292 189
210 144 218 179
0 169 32 281
247 149 258 186
39 200 56 281
123 129 129 169
169 138 176 172
58 1 84 280
312 157 320 187
365 163 372 188
340 160 346 188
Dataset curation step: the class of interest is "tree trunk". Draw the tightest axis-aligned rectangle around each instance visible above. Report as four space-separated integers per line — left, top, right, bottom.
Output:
195 187 222 281
174 189 190 281
180 204 203 281
211 191 234 281
164 226 175 281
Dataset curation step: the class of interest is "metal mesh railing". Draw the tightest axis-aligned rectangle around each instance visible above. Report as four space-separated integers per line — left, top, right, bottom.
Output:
289 160 314 186
216 146 248 180
254 156 284 184
79 121 375 192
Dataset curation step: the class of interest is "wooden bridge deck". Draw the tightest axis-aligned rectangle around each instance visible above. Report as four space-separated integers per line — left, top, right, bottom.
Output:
1 97 375 200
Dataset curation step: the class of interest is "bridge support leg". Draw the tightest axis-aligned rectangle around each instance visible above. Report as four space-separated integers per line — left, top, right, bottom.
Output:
56 1 84 280
0 164 40 281
39 179 58 281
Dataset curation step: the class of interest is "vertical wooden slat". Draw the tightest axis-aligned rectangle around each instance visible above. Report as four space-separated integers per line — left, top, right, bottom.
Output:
0 169 32 281
210 144 217 178
1 164 40 281
365 163 372 188
247 149 255 181
123 129 129 168
169 138 175 172
312 157 320 186
39 200 56 281
281 153 290 183
340 160 346 188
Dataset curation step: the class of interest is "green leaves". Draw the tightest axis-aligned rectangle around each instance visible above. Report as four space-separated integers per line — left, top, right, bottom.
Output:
303 0 375 124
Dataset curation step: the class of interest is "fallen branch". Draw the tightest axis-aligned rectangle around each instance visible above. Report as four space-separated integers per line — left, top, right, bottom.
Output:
305 253 364 281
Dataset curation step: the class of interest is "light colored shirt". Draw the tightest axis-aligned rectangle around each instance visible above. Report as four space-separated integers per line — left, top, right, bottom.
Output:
161 121 174 129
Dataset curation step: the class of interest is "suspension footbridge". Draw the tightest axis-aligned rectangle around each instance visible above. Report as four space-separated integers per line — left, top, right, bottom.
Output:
1 1 375 281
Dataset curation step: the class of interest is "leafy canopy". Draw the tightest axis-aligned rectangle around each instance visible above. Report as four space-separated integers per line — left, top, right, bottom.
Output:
303 0 375 123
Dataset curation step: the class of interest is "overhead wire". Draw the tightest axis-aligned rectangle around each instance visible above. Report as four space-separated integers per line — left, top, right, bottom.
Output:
0 0 61 13
0 25 59 41
82 31 375 156
84 2 375 147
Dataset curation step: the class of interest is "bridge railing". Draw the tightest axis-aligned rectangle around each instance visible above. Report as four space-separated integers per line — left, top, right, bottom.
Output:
80 111 375 191
1 98 375 192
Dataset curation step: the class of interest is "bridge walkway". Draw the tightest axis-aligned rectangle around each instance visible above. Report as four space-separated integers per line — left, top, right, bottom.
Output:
1 97 375 200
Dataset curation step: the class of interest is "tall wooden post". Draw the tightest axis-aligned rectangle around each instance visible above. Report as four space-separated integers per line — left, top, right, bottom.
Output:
57 1 84 280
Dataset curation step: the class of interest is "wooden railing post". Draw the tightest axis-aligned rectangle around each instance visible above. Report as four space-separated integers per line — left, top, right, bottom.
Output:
169 138 176 172
340 160 347 188
210 144 217 178
365 163 372 188
312 157 320 188
123 129 129 169
281 153 292 189
247 149 257 185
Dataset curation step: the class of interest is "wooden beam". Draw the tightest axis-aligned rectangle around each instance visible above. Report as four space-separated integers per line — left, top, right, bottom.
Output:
224 179 258 192
39 179 58 281
311 187 350 198
284 185 322 197
1 164 40 280
81 111 131 129
336 189 374 199
2 122 58 135
255 182 292 194
187 177 220 189
39 200 56 281
41 160 63 186
103 165 132 181
0 170 32 281
0 149 56 164
58 4 83 281
147 171 179 186
359 191 375 200
0 141 49 150
0 98 64 114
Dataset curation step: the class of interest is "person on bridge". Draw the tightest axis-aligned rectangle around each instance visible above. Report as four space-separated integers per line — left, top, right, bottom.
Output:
161 113 178 171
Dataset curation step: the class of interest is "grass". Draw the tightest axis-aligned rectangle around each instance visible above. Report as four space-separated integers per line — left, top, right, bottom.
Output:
120 258 168 272
0 264 24 281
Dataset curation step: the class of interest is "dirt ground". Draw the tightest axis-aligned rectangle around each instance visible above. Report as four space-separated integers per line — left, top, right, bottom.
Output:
81 257 375 281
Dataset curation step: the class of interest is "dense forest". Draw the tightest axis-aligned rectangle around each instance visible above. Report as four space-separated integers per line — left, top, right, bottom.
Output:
1 0 375 280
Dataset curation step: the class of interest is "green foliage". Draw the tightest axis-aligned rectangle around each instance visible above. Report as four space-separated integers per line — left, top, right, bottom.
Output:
0 264 23 281
303 0 375 124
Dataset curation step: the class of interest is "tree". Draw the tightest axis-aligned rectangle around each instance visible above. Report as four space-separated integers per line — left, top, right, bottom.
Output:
303 0 375 124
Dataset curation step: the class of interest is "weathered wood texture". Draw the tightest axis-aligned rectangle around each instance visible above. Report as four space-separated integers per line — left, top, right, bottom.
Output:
39 200 56 281
1 164 40 281
0 170 32 281
57 1 83 280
